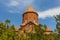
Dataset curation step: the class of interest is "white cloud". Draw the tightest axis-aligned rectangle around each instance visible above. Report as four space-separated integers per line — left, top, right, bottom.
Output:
6 0 34 13
37 7 60 19
22 0 34 6
8 0 19 6
7 0 34 7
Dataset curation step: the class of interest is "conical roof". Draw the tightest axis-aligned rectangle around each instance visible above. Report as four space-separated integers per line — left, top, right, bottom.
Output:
26 6 35 12
23 6 38 16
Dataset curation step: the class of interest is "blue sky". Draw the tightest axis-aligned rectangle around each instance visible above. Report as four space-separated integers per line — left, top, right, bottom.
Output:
0 0 60 30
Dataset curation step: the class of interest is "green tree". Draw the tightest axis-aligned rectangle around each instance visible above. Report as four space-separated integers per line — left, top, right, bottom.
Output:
5 19 10 28
0 22 7 40
55 14 60 40
44 24 47 31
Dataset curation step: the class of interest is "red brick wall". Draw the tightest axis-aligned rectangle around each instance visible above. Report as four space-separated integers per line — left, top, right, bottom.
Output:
22 12 38 24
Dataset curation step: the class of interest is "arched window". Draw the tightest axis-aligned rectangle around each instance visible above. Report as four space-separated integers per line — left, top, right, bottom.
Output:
34 18 36 23
25 19 28 23
34 20 36 23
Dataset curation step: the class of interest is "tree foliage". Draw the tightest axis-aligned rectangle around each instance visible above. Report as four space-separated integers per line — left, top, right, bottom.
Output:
0 15 60 40
55 14 60 40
